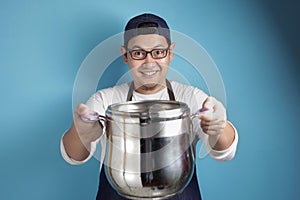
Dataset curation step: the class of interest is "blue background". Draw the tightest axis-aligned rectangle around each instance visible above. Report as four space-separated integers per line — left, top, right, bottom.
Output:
1 0 299 199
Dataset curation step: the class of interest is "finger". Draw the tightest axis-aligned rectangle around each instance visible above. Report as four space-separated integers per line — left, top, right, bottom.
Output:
205 129 225 136
75 104 89 116
201 124 225 135
199 109 226 124
208 98 227 119
201 118 226 127
198 111 222 122
202 96 215 111
198 113 213 121
201 121 226 130
200 124 219 134
198 96 217 120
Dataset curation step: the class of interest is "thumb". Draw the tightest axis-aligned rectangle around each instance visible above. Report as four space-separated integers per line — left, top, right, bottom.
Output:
202 96 215 111
75 103 89 116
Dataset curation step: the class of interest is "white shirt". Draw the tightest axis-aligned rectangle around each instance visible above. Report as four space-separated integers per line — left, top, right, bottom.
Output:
61 81 238 166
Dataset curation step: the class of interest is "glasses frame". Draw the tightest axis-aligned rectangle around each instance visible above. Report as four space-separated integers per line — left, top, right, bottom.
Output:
126 46 170 60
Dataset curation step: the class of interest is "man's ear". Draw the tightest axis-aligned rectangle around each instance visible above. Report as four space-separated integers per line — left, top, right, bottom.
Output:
120 46 128 64
169 42 176 61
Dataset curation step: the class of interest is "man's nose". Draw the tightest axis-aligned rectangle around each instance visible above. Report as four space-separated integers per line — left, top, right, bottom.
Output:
144 52 155 63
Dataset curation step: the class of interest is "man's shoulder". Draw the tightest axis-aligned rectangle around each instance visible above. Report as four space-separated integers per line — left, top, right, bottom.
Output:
90 82 130 106
97 82 130 93
92 82 130 101
170 80 197 92
170 80 207 102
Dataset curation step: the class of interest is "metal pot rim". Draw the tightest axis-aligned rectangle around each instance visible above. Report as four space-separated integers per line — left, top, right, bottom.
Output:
106 100 190 122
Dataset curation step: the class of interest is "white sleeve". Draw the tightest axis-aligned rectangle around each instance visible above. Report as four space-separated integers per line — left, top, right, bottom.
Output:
198 121 239 161
60 134 98 165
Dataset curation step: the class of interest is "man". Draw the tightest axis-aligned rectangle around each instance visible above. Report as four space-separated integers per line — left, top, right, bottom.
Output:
61 13 238 199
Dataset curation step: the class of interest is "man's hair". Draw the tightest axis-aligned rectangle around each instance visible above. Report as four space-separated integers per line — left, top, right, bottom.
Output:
124 13 171 48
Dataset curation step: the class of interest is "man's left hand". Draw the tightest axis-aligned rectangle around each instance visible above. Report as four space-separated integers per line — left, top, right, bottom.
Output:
198 96 227 136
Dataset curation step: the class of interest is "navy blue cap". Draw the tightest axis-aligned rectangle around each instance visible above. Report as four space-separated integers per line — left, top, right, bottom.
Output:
124 13 171 47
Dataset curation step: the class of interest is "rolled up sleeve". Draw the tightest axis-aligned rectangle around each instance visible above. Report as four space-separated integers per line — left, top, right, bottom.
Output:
60 135 97 165
197 121 239 161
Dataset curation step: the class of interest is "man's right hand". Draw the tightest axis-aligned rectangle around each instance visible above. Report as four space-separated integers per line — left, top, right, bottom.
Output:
73 104 103 146
62 104 103 161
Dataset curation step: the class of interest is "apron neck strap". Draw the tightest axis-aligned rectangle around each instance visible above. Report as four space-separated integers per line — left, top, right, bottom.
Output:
126 80 175 101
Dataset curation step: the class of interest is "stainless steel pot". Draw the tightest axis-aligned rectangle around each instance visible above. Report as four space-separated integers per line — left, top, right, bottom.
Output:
102 100 197 200
81 100 209 199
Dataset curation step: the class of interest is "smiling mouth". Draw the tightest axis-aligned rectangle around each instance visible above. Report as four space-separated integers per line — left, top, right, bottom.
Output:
140 70 159 76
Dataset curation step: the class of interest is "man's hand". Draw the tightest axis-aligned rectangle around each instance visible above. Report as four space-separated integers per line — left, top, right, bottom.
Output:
198 97 227 136
73 104 103 146
197 96 236 151
62 104 103 161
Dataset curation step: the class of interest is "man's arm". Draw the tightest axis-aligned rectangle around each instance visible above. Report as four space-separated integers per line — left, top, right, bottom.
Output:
198 97 237 151
62 104 103 162
208 121 235 151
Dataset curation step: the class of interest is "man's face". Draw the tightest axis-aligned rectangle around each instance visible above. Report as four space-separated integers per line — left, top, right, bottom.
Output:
121 34 175 94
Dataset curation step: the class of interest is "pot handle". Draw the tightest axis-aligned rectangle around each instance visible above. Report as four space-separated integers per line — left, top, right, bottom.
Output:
190 108 213 140
80 111 106 123
190 108 213 119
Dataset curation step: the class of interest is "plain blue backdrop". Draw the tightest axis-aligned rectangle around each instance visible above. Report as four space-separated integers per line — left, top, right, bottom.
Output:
1 0 299 199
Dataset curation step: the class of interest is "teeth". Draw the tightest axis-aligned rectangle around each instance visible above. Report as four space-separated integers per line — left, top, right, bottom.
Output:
142 71 156 76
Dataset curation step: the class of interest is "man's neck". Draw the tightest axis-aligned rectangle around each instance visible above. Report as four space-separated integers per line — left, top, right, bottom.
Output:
134 81 166 94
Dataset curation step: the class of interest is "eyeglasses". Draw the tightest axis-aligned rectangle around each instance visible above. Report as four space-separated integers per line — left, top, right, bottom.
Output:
127 47 170 60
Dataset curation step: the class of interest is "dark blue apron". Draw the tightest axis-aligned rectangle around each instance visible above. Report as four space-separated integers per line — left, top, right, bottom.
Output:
96 80 202 200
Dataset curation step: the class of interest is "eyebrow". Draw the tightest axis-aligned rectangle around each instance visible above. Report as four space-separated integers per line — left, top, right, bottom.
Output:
129 44 166 50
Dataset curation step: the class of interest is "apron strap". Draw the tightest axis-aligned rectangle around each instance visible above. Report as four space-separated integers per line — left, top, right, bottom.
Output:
166 79 175 101
126 80 175 101
126 81 135 101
